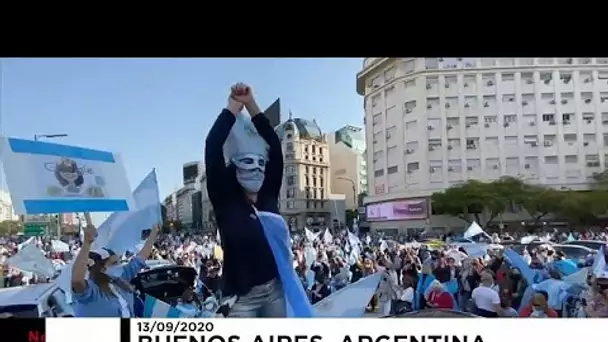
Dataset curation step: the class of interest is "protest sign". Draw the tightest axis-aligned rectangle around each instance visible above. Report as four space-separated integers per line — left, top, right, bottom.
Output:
0 137 133 214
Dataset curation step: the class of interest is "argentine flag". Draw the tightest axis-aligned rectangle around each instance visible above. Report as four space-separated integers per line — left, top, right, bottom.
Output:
93 169 161 255
143 295 191 318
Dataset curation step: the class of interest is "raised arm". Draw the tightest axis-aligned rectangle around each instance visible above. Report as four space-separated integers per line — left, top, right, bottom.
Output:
204 97 243 208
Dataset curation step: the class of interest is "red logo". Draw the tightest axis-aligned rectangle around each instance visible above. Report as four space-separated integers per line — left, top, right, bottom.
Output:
28 330 45 342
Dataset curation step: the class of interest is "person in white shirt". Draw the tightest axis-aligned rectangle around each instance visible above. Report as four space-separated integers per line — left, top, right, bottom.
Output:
471 271 502 317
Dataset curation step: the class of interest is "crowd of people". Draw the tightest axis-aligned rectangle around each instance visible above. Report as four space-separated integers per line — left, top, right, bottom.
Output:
1 225 607 319
0 82 607 319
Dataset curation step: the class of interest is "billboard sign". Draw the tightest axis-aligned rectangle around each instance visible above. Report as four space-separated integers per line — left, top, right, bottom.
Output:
366 198 429 221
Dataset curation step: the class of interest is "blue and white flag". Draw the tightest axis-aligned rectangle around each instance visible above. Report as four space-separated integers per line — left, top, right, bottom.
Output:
313 271 383 317
0 137 134 214
592 245 606 277
143 295 190 318
322 228 333 245
504 248 536 285
463 221 484 239
93 169 161 255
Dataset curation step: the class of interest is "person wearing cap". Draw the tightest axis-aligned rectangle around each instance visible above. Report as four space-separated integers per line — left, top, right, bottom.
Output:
584 271 608 317
71 223 160 317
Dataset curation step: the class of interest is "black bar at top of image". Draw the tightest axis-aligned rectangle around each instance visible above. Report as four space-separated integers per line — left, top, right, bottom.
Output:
121 318 131 342
0 318 45 342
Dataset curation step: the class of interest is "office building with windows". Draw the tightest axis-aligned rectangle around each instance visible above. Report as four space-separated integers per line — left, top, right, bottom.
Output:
328 125 368 209
275 115 331 231
357 57 608 233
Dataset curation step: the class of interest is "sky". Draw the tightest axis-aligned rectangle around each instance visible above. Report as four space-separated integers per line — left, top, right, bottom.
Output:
0 58 364 222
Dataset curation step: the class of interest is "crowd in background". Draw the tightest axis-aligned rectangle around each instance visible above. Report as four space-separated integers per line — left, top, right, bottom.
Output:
1 227 607 318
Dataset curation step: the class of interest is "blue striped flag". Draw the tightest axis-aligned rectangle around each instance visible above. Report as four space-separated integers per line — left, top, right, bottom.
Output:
143 295 190 318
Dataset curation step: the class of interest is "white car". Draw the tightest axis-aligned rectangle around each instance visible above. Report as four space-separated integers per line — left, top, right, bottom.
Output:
0 283 74 317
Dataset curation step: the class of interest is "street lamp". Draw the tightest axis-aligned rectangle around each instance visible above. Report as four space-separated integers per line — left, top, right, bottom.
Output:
337 177 357 209
34 133 68 141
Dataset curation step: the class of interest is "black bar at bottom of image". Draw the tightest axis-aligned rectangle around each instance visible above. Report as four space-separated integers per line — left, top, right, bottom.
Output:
0 318 45 342
121 318 131 342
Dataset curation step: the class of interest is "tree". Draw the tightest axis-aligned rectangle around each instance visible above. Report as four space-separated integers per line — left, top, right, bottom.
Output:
521 187 565 226
592 170 608 189
0 220 21 236
559 190 608 226
345 209 358 228
431 177 528 228
357 192 367 207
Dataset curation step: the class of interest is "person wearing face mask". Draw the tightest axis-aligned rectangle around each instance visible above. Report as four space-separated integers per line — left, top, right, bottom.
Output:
205 83 287 317
71 218 159 317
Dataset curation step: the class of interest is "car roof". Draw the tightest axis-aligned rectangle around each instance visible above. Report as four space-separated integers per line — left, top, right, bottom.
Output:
0 283 57 307
553 244 593 251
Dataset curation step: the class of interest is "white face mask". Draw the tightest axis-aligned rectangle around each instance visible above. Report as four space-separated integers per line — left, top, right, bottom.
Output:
232 154 266 193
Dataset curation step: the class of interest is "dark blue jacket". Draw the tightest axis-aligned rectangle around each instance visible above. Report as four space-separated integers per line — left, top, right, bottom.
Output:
204 109 283 297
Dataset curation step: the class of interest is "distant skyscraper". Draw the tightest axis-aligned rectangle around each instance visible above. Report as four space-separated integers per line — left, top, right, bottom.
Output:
265 98 281 127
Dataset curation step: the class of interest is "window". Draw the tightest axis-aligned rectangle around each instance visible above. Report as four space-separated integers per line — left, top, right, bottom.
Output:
518 58 534 66
406 162 419 172
481 58 496 67
402 60 416 74
501 73 515 81
542 114 555 122
387 166 398 174
466 138 478 149
425 58 438 69
384 67 396 81
287 188 295 198
287 176 296 186
374 169 384 177
404 79 416 89
285 142 293 152
504 115 517 123
484 116 497 124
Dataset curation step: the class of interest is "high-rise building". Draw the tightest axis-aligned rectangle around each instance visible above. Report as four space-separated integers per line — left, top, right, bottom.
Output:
275 115 332 231
265 98 282 128
357 57 608 232
327 125 367 209
183 162 200 186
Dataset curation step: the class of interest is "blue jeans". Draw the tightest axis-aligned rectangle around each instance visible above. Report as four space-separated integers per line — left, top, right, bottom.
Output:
228 279 286 317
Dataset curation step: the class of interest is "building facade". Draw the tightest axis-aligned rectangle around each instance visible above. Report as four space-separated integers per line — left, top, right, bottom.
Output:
276 116 332 231
0 190 17 222
357 57 608 232
328 125 368 209
175 184 195 227
163 193 177 222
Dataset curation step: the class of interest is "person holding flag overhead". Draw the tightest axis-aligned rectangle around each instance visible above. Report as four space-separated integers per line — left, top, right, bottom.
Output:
70 214 160 317
205 83 311 317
